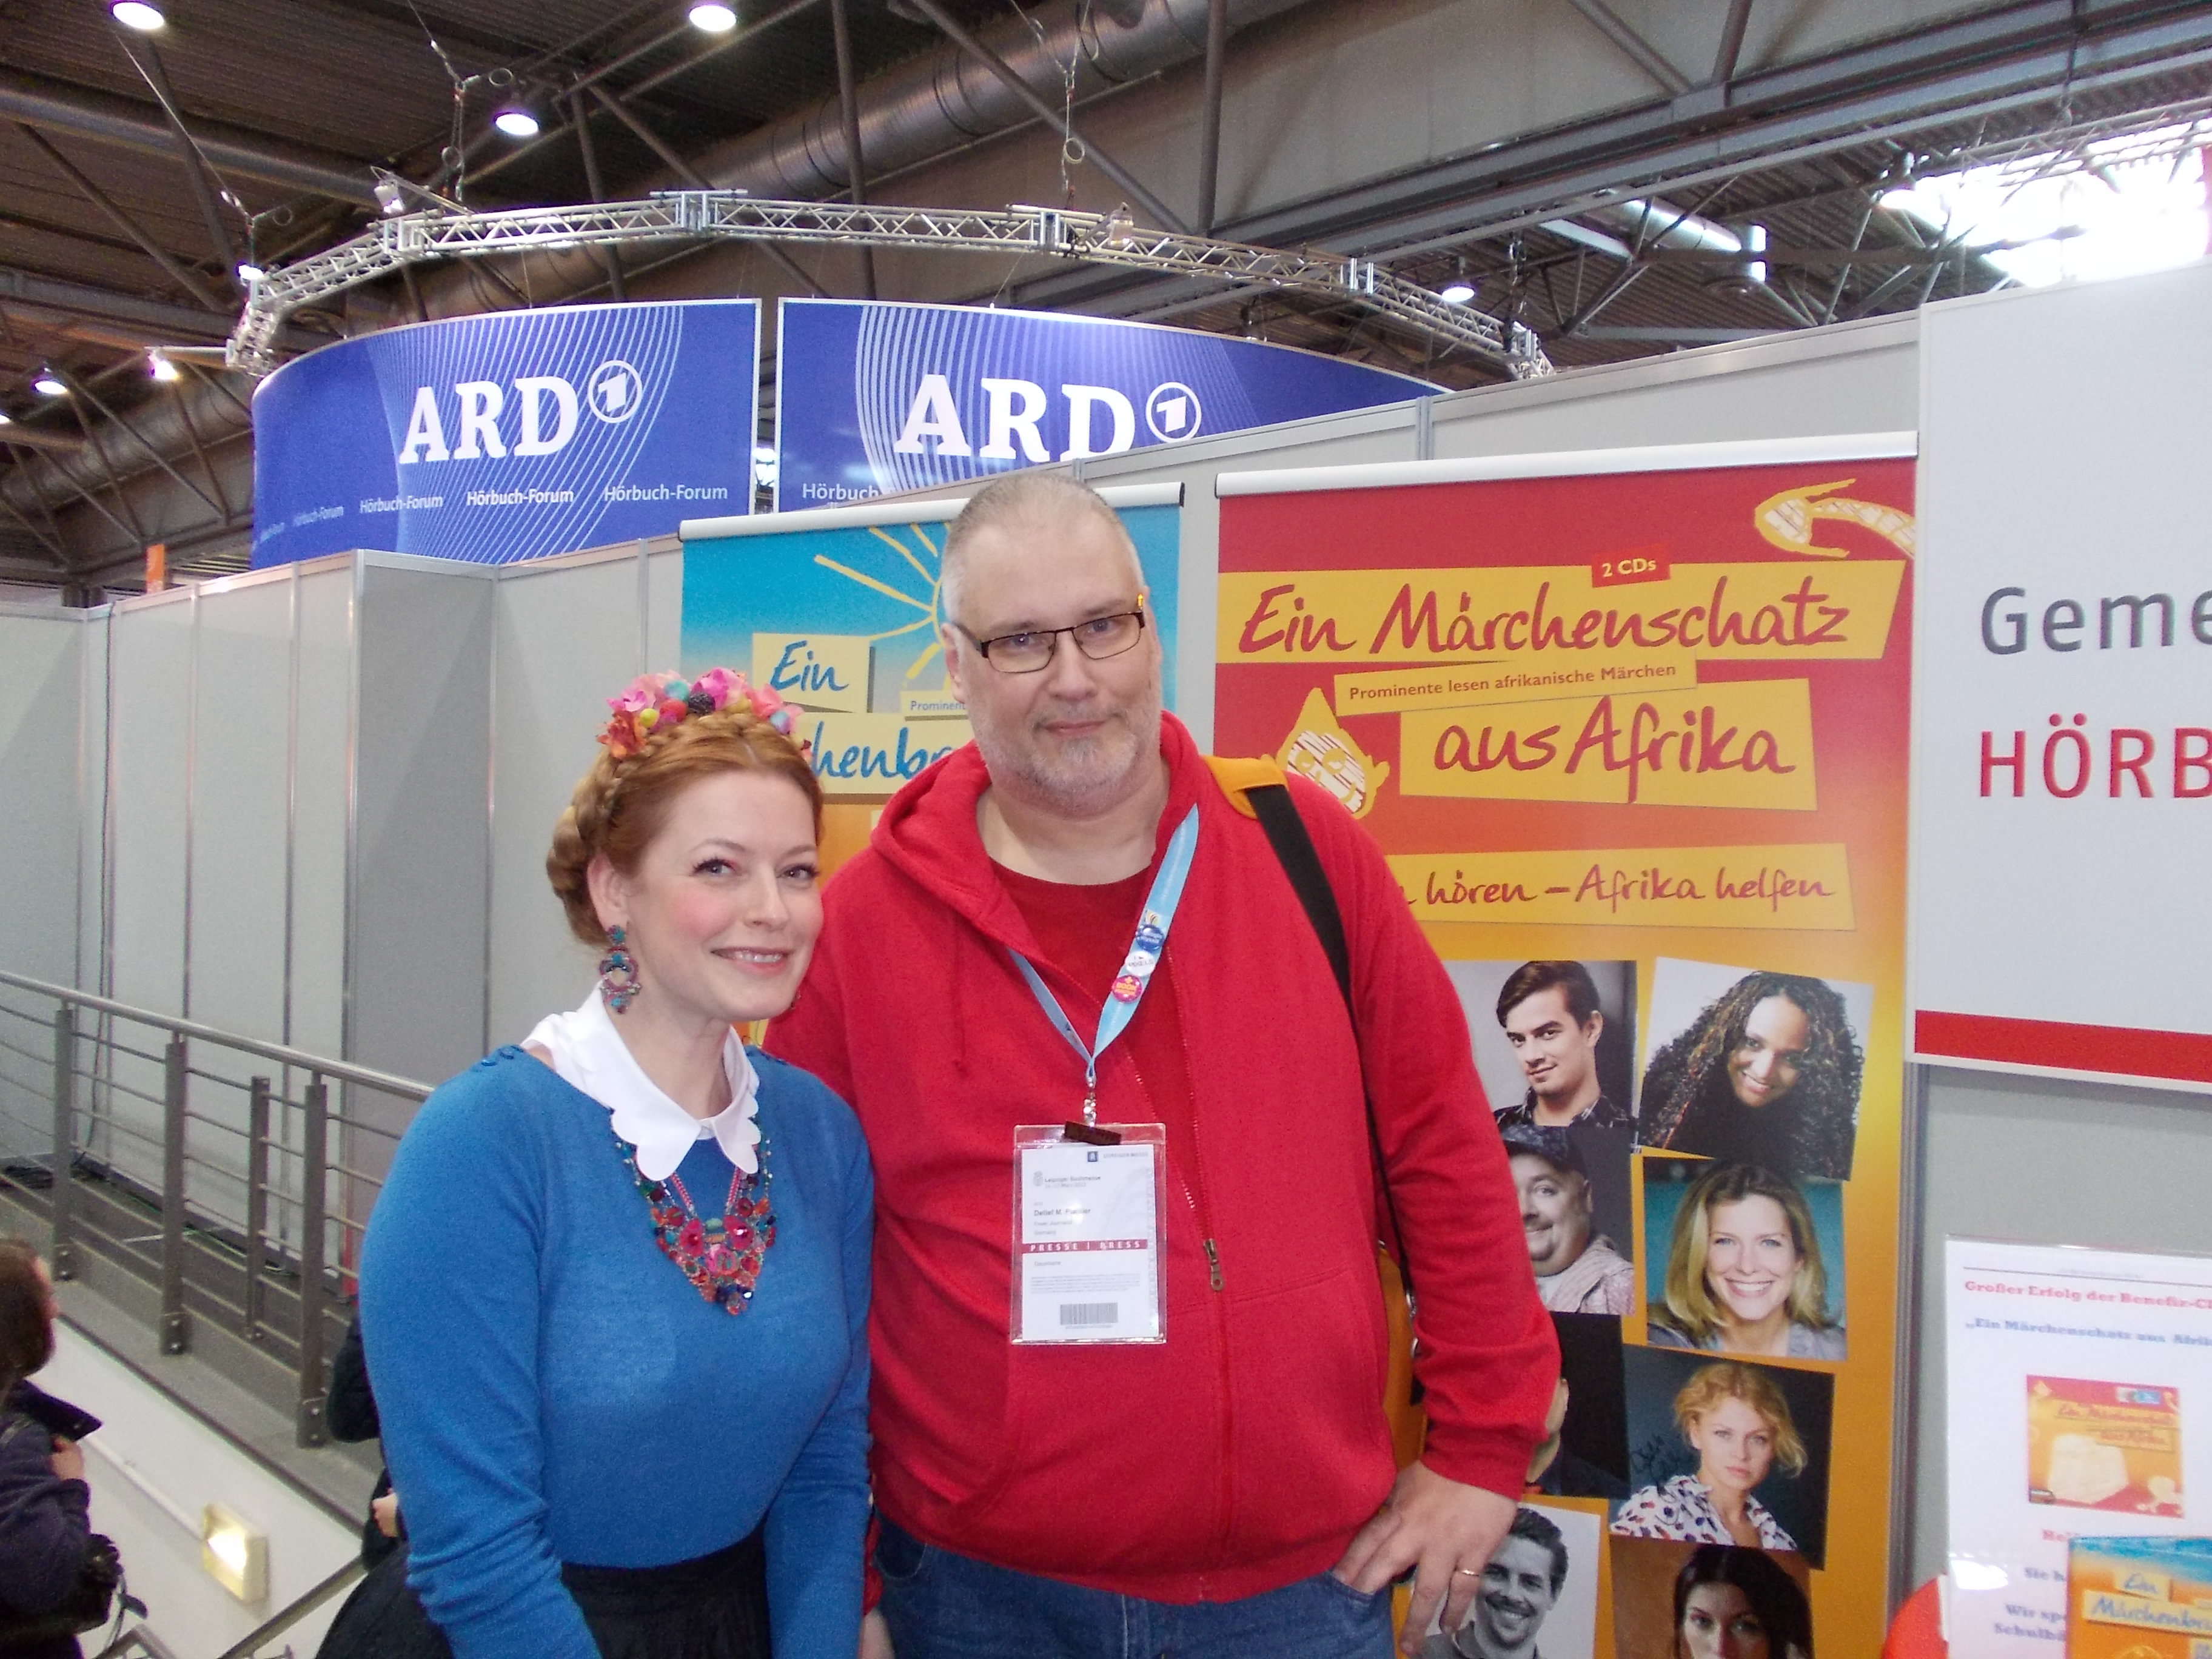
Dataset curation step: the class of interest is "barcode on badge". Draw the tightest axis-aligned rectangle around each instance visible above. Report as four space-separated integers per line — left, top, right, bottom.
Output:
1059 1302 1118 1328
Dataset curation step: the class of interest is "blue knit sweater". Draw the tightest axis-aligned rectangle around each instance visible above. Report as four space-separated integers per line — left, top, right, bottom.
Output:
359 1045 871 1659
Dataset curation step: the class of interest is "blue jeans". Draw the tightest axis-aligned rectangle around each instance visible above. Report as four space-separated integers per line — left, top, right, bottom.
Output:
874 1517 1394 1659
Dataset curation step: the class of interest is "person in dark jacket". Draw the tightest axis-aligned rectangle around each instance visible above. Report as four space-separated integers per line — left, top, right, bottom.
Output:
316 1312 450 1659
0 1237 94 1659
326 1315 401 1567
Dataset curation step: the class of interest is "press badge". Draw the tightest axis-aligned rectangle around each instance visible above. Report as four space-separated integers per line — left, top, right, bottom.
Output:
1003 806 1196 1346
1011 1124 1167 1344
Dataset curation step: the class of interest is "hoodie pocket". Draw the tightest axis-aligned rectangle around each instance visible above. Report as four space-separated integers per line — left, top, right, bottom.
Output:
1224 1262 1397 1558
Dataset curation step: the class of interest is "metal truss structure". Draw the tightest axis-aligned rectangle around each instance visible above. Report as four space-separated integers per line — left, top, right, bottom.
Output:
226 192 1553 378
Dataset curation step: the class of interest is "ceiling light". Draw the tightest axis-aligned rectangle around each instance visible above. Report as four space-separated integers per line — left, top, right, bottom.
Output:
236 260 264 283
689 2 739 30
148 352 180 382
1438 282 1476 305
0 409 12 426
374 177 405 215
110 1 166 30
493 102 541 139
33 369 66 397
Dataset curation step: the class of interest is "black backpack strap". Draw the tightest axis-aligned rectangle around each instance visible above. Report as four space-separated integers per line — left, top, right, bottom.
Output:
1242 783 1412 1295
1245 784 1352 1011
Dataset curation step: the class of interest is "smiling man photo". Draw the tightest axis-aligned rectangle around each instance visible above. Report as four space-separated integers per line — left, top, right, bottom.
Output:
1420 1508 1568 1659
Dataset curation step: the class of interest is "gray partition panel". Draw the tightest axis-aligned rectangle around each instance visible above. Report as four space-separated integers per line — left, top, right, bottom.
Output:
0 611 85 985
107 593 194 1019
349 561 493 1107
188 574 295 1047
489 550 649 1047
290 564 353 1061
1905 1066 2212 1590
0 609 85 1161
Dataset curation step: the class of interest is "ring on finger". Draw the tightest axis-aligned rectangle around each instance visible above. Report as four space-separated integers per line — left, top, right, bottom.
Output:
1450 1566 1484 1577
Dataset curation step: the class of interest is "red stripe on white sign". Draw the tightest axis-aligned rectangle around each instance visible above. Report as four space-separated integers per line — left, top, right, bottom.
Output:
1915 1010 2212 1085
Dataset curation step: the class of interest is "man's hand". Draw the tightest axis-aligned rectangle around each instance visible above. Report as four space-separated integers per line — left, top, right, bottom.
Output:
48 1437 84 1483
858 1609 894 1659
371 1490 401 1539
1332 1462 1517 1657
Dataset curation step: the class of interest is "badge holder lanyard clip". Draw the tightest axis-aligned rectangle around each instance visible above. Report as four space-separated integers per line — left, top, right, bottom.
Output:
1008 806 1197 1346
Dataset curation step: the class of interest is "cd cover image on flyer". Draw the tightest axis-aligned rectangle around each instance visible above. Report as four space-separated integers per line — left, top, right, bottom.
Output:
2029 1377 2185 1517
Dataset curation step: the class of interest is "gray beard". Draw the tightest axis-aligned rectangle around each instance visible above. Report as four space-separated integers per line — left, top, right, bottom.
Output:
971 684 1164 818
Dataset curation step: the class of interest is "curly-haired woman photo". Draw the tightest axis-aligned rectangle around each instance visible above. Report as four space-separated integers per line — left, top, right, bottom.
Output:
1647 1163 1845 1361
1635 971 1863 1180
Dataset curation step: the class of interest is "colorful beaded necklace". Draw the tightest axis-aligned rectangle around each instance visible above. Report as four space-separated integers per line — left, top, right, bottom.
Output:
617 1133 775 1314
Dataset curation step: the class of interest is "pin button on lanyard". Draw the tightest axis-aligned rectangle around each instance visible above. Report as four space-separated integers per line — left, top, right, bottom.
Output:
1009 805 1200 1131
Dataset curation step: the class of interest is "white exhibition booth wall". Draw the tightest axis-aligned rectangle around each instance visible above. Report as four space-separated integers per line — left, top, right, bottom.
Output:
4 269 2210 1600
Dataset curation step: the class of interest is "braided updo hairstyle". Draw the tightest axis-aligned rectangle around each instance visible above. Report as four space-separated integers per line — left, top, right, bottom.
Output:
547 702 823 949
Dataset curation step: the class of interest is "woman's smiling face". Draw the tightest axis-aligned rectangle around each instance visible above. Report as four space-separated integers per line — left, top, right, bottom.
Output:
1703 1195 1801 1327
1726 996 1809 1108
590 770 822 1028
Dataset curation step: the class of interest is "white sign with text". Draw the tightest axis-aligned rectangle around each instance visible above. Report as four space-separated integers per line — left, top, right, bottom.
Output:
1910 261 2212 1091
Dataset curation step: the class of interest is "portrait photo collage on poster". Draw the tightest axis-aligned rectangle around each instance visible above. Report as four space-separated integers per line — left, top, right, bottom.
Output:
1214 437 1916 1659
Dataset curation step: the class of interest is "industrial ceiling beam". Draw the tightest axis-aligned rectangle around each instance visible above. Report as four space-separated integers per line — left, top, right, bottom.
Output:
56 367 223 518
0 490 70 566
463 0 825 196
1301 2 2212 258
15 126 229 313
0 267 314 350
161 378 230 521
1712 0 1757 86
568 91 628 303
828 0 876 300
0 69 378 209
58 397 147 548
1565 0 1692 97
109 32 243 287
998 0 2212 335
1 441 70 549
1197 0 1230 233
0 422 82 455
900 0 1190 235
586 89 825 297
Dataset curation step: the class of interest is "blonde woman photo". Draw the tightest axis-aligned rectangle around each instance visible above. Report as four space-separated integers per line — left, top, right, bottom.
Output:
1646 1163 1845 1361
1613 1363 1810 1553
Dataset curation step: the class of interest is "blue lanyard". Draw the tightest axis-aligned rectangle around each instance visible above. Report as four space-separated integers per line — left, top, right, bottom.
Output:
1010 805 1201 1127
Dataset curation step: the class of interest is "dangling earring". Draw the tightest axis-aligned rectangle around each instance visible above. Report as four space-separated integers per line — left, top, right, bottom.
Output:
598 926 640 1014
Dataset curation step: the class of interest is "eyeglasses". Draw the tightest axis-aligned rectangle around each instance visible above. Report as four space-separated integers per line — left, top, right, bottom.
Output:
960 602 1147 674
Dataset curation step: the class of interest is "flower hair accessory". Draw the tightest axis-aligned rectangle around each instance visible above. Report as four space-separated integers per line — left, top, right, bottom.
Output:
599 668 803 759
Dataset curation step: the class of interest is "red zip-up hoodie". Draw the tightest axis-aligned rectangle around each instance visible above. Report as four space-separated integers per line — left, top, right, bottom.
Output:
768 714 1555 1602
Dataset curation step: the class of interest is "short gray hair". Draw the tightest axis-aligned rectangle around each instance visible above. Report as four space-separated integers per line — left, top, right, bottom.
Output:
938 471 1141 626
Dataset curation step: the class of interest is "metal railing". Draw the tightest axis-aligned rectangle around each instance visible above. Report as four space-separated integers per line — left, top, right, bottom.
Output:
0 969 433 1446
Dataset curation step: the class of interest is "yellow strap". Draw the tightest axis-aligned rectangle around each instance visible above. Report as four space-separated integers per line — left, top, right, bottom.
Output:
1202 753 1284 817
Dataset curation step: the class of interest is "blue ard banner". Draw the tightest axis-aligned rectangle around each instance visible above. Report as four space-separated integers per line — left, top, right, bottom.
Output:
773 298 1433 511
250 299 758 567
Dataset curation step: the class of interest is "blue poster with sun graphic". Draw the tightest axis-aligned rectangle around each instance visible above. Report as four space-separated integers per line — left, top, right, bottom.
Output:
679 493 1179 801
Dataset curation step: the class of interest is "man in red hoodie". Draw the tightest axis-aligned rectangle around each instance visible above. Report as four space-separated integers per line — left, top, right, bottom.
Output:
769 472 1555 1659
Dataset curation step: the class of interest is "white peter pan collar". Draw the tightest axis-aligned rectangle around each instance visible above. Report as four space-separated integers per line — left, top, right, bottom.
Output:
521 990 760 1182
